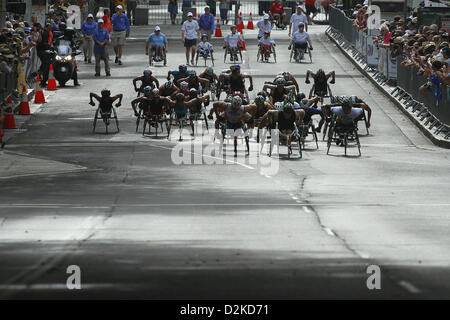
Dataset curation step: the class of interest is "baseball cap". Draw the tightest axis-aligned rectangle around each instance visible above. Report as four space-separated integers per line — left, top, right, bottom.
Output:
187 12 193 17
155 26 161 31
204 5 210 9
97 19 104 24
263 14 270 19
116 5 123 9
87 13 94 18
297 5 303 8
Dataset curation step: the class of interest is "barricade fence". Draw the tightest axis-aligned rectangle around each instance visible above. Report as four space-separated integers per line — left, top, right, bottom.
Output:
327 5 450 139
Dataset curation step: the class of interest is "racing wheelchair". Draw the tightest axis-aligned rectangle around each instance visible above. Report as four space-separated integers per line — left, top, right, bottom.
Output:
216 119 250 157
92 104 120 134
326 118 361 157
289 43 312 63
298 118 319 150
224 45 243 63
148 46 167 66
196 48 215 67
256 44 277 63
263 123 302 159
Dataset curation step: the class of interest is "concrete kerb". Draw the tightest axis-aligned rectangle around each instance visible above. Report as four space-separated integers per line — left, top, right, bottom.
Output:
325 28 450 149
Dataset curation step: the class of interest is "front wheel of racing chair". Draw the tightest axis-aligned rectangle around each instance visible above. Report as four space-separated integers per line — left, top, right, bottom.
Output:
93 107 119 134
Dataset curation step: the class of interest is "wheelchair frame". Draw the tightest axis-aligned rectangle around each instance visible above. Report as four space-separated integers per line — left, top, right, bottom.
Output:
289 44 312 63
148 46 167 66
326 120 361 157
256 44 277 63
93 106 119 134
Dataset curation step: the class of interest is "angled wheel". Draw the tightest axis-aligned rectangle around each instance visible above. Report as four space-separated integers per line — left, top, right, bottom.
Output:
195 51 199 66
211 52 215 66
257 50 261 62
113 108 119 133
92 108 99 133
273 47 277 63
224 49 227 63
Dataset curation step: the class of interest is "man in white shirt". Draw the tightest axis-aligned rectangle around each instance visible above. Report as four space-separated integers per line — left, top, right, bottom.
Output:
289 23 312 60
181 12 200 66
289 5 308 37
224 25 243 61
256 14 272 40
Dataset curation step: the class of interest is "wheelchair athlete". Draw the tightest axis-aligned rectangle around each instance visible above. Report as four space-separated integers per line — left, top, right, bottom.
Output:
133 69 159 96
89 89 123 125
208 96 254 130
199 67 219 95
289 23 313 61
270 71 299 93
295 93 325 132
186 88 210 117
197 34 213 58
257 101 305 138
246 95 274 129
158 81 180 99
167 64 191 82
322 98 364 146
258 31 276 62
219 65 253 100
263 78 296 104
176 70 210 92
131 87 169 118
224 25 243 62
166 92 209 120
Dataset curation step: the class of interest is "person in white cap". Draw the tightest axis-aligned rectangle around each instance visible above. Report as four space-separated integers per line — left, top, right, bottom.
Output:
289 5 308 37
181 11 200 66
81 14 98 63
93 19 111 76
256 14 272 40
146 26 168 63
111 4 130 65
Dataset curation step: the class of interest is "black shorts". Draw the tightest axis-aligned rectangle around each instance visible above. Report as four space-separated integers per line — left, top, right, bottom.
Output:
306 4 317 15
184 38 197 47
295 42 308 49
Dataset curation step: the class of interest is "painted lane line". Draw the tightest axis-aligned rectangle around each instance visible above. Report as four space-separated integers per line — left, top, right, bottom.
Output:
322 227 336 237
398 280 421 294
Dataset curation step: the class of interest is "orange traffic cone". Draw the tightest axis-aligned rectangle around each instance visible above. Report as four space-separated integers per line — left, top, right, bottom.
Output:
19 85 30 115
239 13 245 30
247 12 254 29
215 18 223 37
235 15 242 32
239 39 247 51
47 64 58 90
34 75 46 103
3 97 16 129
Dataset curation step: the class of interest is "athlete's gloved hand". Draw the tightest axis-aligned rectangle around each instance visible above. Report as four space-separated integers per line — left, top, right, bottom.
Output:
135 88 139 92
248 85 253 91
89 101 95 106
115 103 121 107
309 47 313 51
330 79 335 84
134 111 140 117
305 79 310 84
256 130 260 143
207 114 213 120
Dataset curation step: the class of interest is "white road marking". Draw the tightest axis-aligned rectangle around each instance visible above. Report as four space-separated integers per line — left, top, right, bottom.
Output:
398 280 421 294
323 227 336 237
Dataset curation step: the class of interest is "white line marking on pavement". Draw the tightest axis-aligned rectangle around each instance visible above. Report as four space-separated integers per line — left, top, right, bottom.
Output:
398 281 421 294
0 169 89 180
322 227 336 237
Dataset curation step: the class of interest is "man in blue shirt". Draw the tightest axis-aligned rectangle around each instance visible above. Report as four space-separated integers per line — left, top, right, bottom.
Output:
199 6 215 41
93 19 111 77
81 14 97 63
111 5 130 65
146 26 168 63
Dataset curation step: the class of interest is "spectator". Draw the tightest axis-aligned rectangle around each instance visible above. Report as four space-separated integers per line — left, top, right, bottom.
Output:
270 0 286 27
205 0 217 16
127 0 137 26
182 0 192 11
305 0 318 24
111 5 130 65
256 14 272 40
289 5 308 36
81 13 97 63
168 0 178 25
103 8 112 61
199 6 215 40
219 0 231 25
181 12 200 66
93 19 110 77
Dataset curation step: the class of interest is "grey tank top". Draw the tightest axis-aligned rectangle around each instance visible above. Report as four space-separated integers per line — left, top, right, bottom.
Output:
226 104 245 123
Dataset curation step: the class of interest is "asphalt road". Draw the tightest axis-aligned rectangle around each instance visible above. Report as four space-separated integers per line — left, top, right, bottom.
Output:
1 25 450 299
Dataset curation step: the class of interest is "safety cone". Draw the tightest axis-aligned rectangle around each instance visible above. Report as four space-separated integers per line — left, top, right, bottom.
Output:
235 15 242 32
239 13 245 30
3 97 16 129
19 85 30 115
34 75 46 103
215 18 223 37
247 12 254 29
239 39 247 51
47 64 58 90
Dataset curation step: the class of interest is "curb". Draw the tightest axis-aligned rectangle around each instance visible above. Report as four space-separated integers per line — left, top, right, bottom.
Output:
326 29 450 149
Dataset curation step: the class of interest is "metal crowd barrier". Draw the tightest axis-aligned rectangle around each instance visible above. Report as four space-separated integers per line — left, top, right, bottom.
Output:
327 5 450 141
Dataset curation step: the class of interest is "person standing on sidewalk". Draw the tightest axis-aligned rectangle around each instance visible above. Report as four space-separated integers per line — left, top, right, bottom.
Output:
168 0 178 25
219 0 231 25
205 0 217 16
256 14 272 40
103 8 112 61
111 5 130 65
81 14 97 63
289 5 308 37
181 12 200 66
93 19 111 77
127 0 137 26
199 6 214 40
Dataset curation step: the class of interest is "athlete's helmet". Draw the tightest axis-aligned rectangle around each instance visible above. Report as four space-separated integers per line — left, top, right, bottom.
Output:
143 86 152 95
276 78 285 86
189 70 197 78
295 92 306 103
179 64 187 73
301 98 309 106
254 95 265 105
165 81 173 89
282 71 291 81
101 88 110 97
152 88 160 97
180 81 189 90
143 69 152 77
230 64 240 73
231 95 242 109
189 88 197 97
201 33 208 40
206 67 214 75
175 92 185 101
283 102 294 112
341 97 351 108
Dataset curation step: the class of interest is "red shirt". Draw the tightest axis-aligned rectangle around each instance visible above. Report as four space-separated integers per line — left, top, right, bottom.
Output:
270 2 284 14
305 0 315 5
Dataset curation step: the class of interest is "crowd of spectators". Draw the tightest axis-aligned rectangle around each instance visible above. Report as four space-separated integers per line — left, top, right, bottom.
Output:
348 3 449 95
